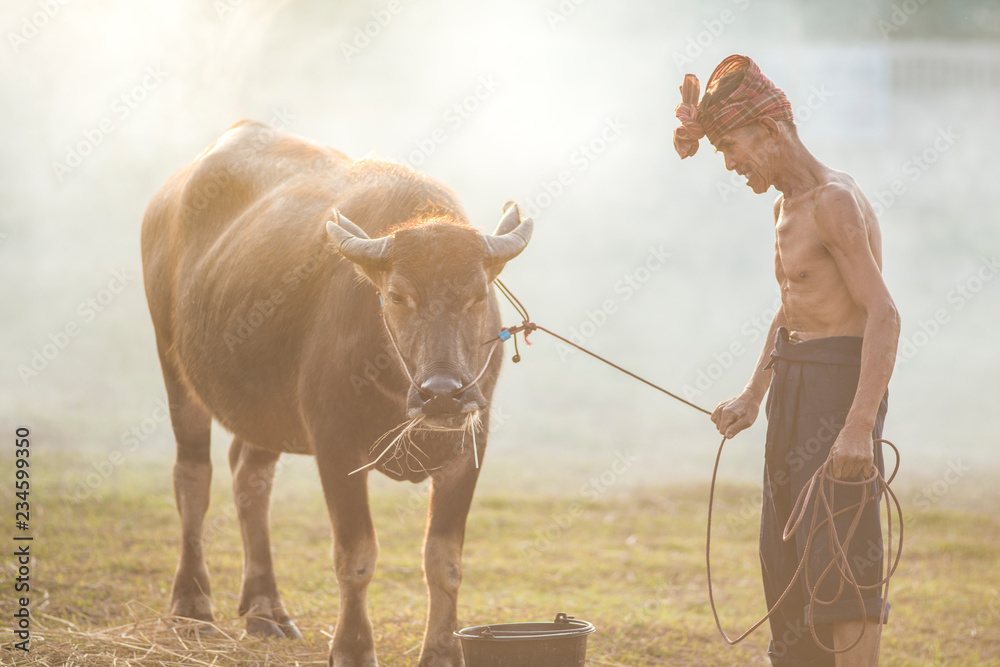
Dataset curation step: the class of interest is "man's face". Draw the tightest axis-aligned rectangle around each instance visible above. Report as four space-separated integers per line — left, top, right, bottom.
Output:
714 122 775 194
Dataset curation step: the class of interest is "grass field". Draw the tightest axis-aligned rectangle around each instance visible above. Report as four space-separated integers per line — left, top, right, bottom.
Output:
2 455 999 667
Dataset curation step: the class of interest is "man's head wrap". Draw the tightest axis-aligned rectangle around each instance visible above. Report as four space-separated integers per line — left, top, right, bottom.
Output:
673 54 794 159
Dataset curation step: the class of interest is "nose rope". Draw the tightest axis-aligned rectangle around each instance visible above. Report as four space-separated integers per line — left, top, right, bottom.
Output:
492 279 711 415
380 308 427 397
460 338 502 395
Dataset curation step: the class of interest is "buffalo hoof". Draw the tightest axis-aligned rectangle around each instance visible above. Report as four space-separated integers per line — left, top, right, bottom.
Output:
241 594 303 639
329 651 378 667
417 648 464 667
171 586 213 620
246 614 303 639
169 611 217 637
170 594 216 635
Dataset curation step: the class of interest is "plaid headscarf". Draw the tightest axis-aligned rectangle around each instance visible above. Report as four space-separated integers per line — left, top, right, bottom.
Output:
673 54 794 159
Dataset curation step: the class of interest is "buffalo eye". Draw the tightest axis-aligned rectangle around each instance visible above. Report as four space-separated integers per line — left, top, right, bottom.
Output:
387 291 407 306
467 292 487 310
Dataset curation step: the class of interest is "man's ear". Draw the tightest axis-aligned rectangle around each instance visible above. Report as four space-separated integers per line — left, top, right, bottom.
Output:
758 117 781 138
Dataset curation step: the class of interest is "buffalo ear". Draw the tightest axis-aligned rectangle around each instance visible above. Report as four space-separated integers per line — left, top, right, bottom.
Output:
482 201 533 281
326 209 392 285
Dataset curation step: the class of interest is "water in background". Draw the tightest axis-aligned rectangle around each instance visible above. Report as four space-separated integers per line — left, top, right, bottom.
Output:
2 0 998 503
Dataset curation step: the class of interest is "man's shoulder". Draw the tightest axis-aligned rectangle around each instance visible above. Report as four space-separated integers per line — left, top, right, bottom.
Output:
810 177 875 249
813 177 866 222
814 174 859 206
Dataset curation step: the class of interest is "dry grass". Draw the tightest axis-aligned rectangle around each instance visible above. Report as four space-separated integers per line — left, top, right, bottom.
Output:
2 455 1000 666
7 608 330 666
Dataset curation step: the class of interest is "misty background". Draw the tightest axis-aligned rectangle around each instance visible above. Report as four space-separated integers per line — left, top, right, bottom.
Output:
2 0 998 507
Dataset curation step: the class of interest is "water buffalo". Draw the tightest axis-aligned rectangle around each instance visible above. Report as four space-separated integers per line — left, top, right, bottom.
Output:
140 120 532 666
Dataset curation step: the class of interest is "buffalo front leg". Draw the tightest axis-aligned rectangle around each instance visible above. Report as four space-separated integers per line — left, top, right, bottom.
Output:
418 449 482 667
229 438 302 639
317 460 379 667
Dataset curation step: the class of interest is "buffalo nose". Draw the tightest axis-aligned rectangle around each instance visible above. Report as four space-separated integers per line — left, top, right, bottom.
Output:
419 375 462 400
417 375 464 414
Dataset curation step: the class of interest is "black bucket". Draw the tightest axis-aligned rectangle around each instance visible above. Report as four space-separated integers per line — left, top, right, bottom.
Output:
454 612 595 667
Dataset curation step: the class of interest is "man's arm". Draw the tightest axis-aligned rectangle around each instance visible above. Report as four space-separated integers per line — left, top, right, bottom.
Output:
814 185 901 478
711 305 785 438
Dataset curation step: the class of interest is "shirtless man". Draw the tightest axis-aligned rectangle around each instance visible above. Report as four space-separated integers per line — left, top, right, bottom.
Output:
674 55 900 666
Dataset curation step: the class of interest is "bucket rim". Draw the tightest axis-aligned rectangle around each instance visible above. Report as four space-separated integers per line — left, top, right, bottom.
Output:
454 618 595 641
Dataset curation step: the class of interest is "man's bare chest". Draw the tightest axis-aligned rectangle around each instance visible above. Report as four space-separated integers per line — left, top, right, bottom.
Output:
775 209 831 280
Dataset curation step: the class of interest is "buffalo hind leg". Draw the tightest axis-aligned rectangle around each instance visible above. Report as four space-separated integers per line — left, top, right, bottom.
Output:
229 438 303 639
317 457 379 667
161 353 215 625
418 448 482 667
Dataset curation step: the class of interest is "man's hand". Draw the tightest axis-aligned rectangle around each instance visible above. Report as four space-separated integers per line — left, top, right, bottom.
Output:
711 390 762 439
828 424 874 479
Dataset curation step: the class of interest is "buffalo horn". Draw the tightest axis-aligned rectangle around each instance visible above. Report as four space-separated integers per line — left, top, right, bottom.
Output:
482 202 533 264
326 210 392 269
